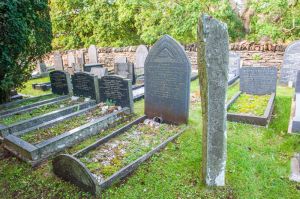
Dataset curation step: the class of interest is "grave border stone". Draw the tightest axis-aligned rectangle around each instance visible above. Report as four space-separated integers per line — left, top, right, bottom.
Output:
226 91 276 126
52 116 186 195
0 100 96 139
3 107 130 166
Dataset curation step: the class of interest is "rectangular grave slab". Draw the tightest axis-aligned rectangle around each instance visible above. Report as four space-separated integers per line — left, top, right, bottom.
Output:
240 66 277 95
0 95 67 116
99 75 133 113
52 116 186 195
53 52 64 70
50 70 72 95
88 45 98 64
72 72 100 102
84 63 104 73
135 45 148 77
90 67 108 78
32 82 51 91
144 35 191 124
3 107 130 166
226 92 276 126
0 100 96 138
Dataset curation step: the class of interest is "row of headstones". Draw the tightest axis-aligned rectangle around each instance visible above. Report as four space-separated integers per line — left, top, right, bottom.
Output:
49 71 133 111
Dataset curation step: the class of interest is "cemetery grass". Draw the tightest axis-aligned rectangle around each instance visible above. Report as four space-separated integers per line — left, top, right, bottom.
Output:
0 80 299 198
18 76 51 96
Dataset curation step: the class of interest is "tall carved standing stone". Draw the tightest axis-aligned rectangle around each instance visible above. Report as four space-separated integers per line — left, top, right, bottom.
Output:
198 14 229 186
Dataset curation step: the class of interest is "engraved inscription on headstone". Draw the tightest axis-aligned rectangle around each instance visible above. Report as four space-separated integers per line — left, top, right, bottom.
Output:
99 75 133 112
135 45 148 77
198 14 228 186
90 67 108 78
72 72 100 102
240 66 277 95
229 52 241 76
54 52 64 70
280 40 300 86
88 45 98 64
49 70 72 95
144 35 191 124
114 62 136 85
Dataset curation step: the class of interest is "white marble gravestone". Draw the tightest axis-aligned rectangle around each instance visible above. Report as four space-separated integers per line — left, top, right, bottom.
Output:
54 52 64 70
135 45 148 77
88 45 98 64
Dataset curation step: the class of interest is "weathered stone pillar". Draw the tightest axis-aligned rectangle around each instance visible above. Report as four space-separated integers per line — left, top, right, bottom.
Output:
197 14 229 186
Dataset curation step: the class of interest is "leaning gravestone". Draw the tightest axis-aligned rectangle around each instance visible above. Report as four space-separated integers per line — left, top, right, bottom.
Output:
280 40 300 86
114 62 136 85
90 67 108 78
49 70 72 95
198 14 228 186
240 67 277 95
54 52 64 70
99 75 133 113
72 72 100 102
88 45 98 64
135 45 148 77
144 35 191 124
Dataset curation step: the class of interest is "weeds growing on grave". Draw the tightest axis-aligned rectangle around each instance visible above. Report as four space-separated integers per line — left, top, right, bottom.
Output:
228 93 270 116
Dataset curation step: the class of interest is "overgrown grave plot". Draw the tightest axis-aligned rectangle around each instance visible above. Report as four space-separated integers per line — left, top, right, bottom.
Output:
0 97 85 126
53 35 191 195
2 75 134 166
226 67 277 126
0 94 60 117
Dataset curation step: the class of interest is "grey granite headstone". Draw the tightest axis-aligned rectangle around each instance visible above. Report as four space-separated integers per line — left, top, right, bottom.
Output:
75 50 85 71
280 40 300 86
37 61 47 73
198 14 228 186
90 67 108 78
296 71 300 93
54 52 64 70
229 52 241 76
99 75 133 113
135 45 148 77
88 45 98 64
67 51 76 68
49 70 72 95
114 57 127 64
240 66 277 95
72 72 100 102
144 35 191 124
114 62 135 85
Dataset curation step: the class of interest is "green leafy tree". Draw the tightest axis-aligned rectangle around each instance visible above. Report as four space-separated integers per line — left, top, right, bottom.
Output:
0 0 52 103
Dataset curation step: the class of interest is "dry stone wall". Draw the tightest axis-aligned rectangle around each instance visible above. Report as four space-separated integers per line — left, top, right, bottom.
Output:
42 41 288 71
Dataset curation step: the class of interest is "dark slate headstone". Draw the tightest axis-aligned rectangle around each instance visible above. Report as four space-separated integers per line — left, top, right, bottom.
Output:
144 35 191 124
99 75 133 112
88 45 98 64
229 52 241 76
114 62 136 85
49 70 72 95
198 14 228 186
135 45 148 77
280 40 300 86
54 52 64 70
240 66 277 95
296 71 300 93
72 72 100 102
